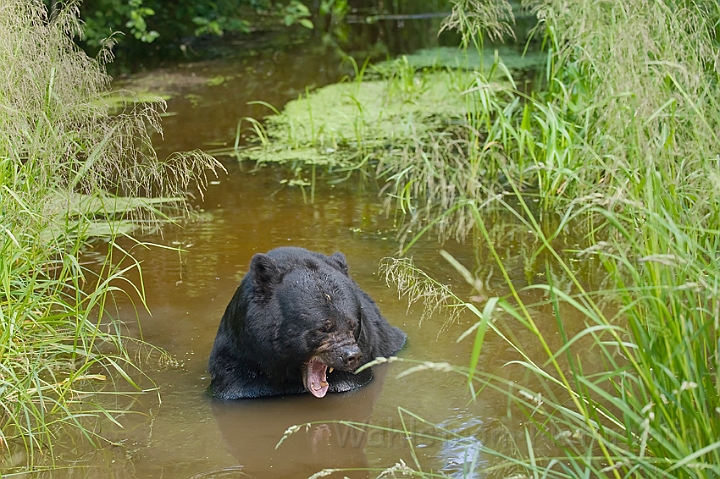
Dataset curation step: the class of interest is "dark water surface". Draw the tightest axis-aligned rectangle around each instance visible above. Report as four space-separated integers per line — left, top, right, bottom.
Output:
36 34 585 479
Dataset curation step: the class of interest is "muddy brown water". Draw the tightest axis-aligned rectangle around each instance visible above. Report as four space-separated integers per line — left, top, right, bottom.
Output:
30 38 592 479
85 163 503 479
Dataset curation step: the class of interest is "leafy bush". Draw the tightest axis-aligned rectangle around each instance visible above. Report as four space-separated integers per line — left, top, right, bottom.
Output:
70 0 310 56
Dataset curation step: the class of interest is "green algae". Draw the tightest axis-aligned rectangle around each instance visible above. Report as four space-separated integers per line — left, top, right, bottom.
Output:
227 47 540 170
386 46 545 72
234 68 475 167
95 90 171 112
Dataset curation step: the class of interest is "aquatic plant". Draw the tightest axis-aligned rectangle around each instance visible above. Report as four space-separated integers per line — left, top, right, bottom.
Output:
229 65 474 170
375 184 720 477
0 0 219 468
375 0 720 476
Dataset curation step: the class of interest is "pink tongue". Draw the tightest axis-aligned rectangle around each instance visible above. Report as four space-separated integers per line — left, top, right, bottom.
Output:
305 359 329 398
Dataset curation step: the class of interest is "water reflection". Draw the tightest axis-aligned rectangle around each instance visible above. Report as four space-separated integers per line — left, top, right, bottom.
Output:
437 415 486 479
210 366 390 478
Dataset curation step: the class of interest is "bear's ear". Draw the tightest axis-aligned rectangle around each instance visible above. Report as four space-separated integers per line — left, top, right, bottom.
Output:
250 253 279 296
327 252 349 276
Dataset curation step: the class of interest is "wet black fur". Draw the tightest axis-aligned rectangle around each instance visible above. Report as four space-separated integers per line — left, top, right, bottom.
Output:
208 247 406 399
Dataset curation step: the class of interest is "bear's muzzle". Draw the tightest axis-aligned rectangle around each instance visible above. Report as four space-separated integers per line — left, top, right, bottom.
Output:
302 334 364 398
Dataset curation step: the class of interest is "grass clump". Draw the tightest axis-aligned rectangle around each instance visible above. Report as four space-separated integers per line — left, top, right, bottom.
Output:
372 0 720 237
0 0 219 468
382 188 720 477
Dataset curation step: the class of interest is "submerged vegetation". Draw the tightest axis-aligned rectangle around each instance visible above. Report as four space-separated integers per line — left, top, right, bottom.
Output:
235 0 720 476
233 63 473 167
0 0 218 467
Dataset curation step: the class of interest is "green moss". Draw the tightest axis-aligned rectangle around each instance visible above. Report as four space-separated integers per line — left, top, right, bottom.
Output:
239 69 476 167
389 46 545 72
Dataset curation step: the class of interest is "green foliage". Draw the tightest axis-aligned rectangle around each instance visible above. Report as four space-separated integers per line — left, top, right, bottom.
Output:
373 0 720 476
79 0 159 47
125 0 159 42
74 0 314 54
192 14 250 37
283 0 314 29
440 0 515 46
0 0 219 467
317 0 349 44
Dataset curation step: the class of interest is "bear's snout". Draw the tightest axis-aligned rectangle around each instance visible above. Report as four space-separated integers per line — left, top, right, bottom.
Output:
339 344 362 370
316 334 363 370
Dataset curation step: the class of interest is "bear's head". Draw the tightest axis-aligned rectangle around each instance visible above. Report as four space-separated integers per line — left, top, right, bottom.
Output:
249 251 366 398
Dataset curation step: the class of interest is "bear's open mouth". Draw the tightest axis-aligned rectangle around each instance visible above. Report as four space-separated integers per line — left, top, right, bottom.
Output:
302 357 332 398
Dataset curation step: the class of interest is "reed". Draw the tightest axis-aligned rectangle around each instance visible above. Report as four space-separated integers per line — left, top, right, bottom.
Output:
382 181 720 476
381 0 720 476
0 0 218 468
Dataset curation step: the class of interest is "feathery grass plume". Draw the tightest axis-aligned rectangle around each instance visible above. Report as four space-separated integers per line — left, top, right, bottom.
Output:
441 0 516 46
0 0 219 221
380 257 463 328
525 0 720 207
0 0 220 469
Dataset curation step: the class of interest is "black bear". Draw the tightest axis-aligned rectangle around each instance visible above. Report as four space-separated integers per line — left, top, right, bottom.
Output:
208 247 406 399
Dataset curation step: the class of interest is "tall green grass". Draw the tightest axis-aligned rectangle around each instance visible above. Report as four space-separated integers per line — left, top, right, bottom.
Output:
478 191 720 477
375 0 720 233
0 0 218 468
380 187 720 477
373 0 720 476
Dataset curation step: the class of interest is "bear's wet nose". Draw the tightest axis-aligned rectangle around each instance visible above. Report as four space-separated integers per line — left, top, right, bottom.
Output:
341 346 362 369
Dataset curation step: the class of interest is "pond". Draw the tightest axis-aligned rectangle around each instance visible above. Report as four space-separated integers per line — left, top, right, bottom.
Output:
35 23 587 479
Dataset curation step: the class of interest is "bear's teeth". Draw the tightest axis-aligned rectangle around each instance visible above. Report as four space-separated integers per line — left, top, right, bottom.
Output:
329 367 334 373
311 381 329 391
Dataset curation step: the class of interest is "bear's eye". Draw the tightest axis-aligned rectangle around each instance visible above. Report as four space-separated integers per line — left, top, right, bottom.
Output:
348 317 360 335
320 320 333 333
